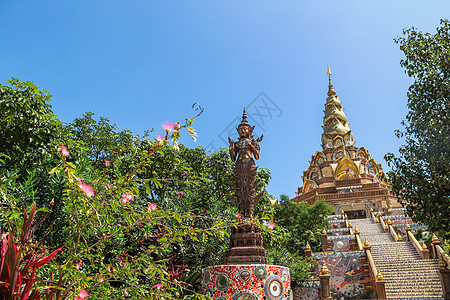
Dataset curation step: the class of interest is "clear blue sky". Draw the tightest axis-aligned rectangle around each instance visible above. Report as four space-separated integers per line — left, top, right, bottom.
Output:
1 1 448 199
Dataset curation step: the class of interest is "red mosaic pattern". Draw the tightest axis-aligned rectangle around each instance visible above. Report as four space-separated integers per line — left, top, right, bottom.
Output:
202 264 291 299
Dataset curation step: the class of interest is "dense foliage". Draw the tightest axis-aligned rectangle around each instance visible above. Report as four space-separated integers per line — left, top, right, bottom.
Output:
0 78 314 298
273 199 333 255
385 19 450 239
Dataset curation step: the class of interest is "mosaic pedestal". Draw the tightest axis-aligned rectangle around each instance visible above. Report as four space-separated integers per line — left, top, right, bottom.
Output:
202 264 292 300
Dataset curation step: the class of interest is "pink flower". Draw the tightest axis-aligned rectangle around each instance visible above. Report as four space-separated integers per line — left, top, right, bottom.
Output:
60 145 69 157
156 135 165 145
50 199 55 205
99 275 104 282
122 288 129 297
102 233 107 238
75 261 82 270
267 221 275 230
147 202 157 211
162 122 174 133
78 182 94 197
105 184 115 190
176 191 183 196
167 198 172 201
151 283 163 289
174 123 180 130
121 192 134 204
104 159 110 166
120 261 126 267
183 171 189 175
236 214 241 219
74 289 88 300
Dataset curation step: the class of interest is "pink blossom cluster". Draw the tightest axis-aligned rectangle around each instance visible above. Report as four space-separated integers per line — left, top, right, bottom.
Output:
78 182 94 198
60 145 69 157
121 192 134 204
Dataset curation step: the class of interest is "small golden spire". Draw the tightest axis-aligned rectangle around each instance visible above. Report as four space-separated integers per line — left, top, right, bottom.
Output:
327 65 332 77
375 217 379 223
432 233 439 242
397 235 402 241
405 223 411 230
364 238 370 247
320 261 329 275
376 270 383 281
370 208 374 212
344 214 348 219
348 222 352 228
322 228 327 234
354 226 359 233
306 241 311 250
422 242 427 249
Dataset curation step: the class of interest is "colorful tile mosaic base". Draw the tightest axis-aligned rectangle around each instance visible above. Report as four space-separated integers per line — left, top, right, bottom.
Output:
294 281 319 300
311 251 370 299
202 265 291 300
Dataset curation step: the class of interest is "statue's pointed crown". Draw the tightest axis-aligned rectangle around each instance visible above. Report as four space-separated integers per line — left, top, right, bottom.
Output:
238 107 250 127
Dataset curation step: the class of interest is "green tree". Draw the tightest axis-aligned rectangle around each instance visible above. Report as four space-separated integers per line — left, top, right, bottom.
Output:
0 78 59 166
385 19 450 238
273 200 333 255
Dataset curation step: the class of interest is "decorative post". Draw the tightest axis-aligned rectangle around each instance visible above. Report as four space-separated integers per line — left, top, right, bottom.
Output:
405 223 411 241
375 270 387 299
202 109 291 299
322 228 328 252
432 233 441 259
319 261 332 300
438 257 450 300
305 241 312 258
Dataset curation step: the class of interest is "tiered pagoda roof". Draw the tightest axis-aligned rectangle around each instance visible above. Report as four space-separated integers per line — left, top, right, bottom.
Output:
291 67 401 214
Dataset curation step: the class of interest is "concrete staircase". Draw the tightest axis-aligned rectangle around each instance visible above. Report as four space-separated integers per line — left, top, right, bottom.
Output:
351 218 443 299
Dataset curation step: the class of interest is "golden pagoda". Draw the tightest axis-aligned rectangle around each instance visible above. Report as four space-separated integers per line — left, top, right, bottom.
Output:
291 67 401 217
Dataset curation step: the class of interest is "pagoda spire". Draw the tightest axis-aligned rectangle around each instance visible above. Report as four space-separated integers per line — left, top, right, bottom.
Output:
321 66 354 148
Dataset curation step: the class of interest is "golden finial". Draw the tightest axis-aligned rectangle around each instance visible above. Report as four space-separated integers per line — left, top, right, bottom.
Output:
387 218 392 224
397 235 402 241
370 208 374 212
344 214 348 219
405 223 411 230
439 256 448 269
432 233 439 242
375 217 379 223
322 228 327 234
378 212 382 216
364 238 370 247
320 261 329 275
348 222 352 228
327 65 332 78
354 226 359 233
332 217 337 221
306 241 311 250
422 242 427 249
376 270 383 281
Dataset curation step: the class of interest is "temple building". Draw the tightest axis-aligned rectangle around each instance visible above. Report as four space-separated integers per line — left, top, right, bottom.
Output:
291 67 402 218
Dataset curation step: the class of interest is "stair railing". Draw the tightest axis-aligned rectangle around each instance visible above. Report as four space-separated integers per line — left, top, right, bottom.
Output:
405 224 429 259
371 211 377 222
430 234 450 298
363 239 386 299
354 226 363 251
379 215 387 232
386 218 402 241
